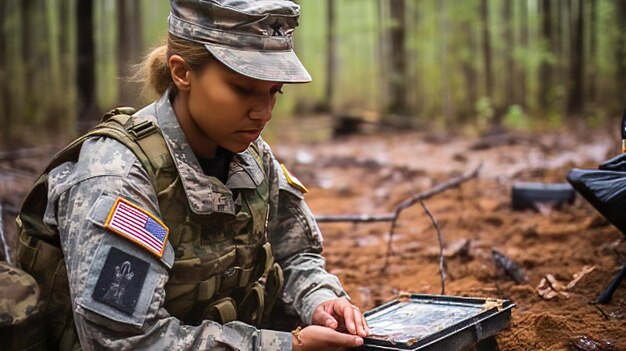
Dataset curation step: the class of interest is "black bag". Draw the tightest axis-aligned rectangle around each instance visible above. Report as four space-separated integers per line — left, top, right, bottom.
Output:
567 153 626 236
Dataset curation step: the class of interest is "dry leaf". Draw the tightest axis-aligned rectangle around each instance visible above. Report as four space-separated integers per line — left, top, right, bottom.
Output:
567 265 596 290
537 265 596 300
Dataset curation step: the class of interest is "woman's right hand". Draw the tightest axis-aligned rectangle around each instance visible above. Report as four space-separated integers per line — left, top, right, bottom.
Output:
292 325 364 351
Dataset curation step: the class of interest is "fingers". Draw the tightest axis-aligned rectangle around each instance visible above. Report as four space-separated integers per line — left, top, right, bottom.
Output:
336 299 368 337
301 325 364 350
316 298 370 337
317 309 339 329
342 304 357 335
352 306 368 337
324 328 364 348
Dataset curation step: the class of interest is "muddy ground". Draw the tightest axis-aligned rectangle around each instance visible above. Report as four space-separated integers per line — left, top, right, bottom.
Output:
2 127 626 350
272 128 626 351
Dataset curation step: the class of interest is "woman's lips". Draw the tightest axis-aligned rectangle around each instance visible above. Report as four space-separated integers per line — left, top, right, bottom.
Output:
236 128 263 141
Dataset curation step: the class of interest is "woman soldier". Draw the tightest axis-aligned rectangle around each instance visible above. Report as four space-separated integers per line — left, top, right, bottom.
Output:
15 0 368 350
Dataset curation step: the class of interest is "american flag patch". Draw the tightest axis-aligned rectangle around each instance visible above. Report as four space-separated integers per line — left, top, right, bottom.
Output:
104 198 169 258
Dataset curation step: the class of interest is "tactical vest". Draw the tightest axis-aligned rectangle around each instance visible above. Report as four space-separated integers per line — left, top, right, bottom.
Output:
16 108 283 350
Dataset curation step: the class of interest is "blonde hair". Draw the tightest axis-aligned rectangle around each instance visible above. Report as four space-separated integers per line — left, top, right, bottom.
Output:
133 34 213 99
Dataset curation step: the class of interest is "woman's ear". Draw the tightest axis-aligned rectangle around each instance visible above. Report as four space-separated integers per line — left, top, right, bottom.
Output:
169 55 192 91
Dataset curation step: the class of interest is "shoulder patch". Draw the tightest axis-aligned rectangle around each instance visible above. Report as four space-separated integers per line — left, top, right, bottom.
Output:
104 198 169 258
280 163 308 194
92 247 149 315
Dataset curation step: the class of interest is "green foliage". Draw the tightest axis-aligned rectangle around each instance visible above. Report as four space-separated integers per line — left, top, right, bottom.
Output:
1 0 625 146
475 96 495 131
503 105 529 131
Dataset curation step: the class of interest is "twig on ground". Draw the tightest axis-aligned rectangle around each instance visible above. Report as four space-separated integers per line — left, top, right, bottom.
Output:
420 200 446 295
315 163 482 225
315 213 396 223
0 146 56 162
382 163 482 271
313 163 482 274
0 202 11 265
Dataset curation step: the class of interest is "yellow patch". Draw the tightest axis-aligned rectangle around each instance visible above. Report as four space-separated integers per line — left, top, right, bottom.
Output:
104 197 169 258
280 163 309 194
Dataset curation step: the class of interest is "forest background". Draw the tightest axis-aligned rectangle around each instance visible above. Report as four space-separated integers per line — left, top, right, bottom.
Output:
1 0 625 147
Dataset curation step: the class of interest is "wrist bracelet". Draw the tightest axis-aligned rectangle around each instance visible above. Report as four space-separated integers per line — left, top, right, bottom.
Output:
291 326 303 350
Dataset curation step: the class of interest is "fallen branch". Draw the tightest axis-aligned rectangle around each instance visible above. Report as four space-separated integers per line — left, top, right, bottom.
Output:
0 146 56 162
393 163 483 214
492 248 528 284
469 134 550 152
316 163 482 225
382 163 482 271
315 163 482 276
420 201 446 295
315 213 396 223
0 202 11 265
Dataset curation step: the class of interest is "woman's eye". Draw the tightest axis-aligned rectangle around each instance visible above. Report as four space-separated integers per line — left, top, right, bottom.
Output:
233 84 253 95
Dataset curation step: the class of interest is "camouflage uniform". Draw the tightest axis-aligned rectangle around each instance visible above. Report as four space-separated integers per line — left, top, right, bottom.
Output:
0 261 45 350
16 1 340 349
32 90 346 350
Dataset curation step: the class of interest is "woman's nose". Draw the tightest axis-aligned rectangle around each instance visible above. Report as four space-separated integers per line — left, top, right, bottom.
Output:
249 95 273 122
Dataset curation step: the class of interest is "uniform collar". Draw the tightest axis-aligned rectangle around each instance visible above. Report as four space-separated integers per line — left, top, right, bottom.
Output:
151 89 265 215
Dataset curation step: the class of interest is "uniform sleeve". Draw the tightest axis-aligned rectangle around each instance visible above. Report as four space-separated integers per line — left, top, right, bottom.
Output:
259 141 348 325
46 137 292 351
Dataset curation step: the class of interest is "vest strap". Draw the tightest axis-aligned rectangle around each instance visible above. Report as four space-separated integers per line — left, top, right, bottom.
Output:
238 282 265 326
263 262 284 322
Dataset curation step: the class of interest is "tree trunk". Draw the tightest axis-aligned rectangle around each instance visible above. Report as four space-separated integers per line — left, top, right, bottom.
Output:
324 0 336 112
461 19 477 121
503 0 514 107
518 0 528 107
388 0 407 115
559 0 568 94
117 0 143 107
567 0 584 115
440 0 453 122
538 0 552 109
20 0 36 120
480 0 492 99
587 0 596 105
616 2 626 102
59 0 74 125
76 0 97 131
0 0 10 145
376 0 389 116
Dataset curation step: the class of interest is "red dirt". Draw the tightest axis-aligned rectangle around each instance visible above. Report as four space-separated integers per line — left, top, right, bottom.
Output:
274 130 626 351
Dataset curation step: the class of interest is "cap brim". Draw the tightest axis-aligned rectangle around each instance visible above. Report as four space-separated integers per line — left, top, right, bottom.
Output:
205 44 312 83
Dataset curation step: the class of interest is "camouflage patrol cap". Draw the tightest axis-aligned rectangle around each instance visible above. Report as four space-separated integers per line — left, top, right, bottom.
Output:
169 0 312 83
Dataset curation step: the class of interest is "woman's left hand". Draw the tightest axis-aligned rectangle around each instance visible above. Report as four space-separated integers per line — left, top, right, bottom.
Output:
311 297 370 337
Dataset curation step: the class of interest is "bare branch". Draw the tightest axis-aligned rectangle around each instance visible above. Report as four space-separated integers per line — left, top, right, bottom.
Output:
0 146 56 162
394 163 483 213
313 163 481 273
316 213 396 223
316 163 482 225
0 202 11 265
420 200 446 295
382 163 482 271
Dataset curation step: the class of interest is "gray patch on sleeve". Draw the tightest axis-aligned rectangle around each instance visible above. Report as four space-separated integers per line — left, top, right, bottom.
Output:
76 233 164 328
